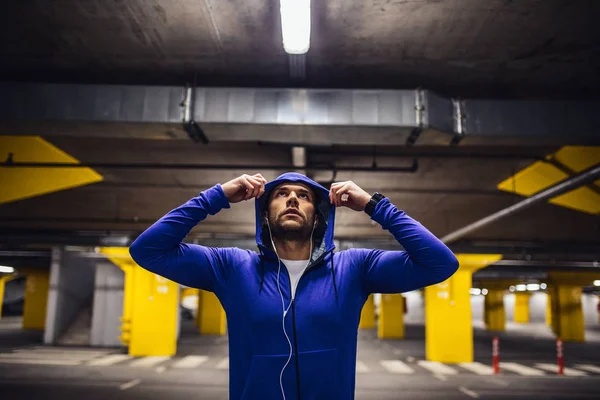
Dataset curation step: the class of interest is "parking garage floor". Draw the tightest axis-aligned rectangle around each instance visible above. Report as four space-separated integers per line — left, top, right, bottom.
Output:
1 317 599 399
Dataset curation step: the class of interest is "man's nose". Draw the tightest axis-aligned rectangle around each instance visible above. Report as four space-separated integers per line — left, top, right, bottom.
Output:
286 192 299 206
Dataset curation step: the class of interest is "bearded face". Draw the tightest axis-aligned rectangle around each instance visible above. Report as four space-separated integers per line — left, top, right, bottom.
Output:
266 183 317 241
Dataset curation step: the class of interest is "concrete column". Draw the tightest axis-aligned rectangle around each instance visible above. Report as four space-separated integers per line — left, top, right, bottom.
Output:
514 292 531 323
99 247 180 356
22 270 50 330
0 276 7 319
196 290 227 335
547 272 599 342
377 294 404 339
44 247 96 345
484 289 506 331
546 291 553 326
359 294 376 329
425 254 502 363
90 262 125 347
551 285 585 342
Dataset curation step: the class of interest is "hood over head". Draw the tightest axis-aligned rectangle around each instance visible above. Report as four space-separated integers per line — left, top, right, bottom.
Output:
255 172 336 263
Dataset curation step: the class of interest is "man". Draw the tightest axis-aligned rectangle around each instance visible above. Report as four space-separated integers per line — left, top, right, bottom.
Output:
130 172 458 400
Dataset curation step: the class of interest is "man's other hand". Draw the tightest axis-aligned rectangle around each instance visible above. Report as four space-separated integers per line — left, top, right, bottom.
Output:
222 173 267 203
329 181 371 211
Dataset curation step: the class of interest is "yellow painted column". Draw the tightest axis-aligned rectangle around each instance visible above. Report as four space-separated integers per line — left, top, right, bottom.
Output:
553 285 585 342
514 292 531 323
359 294 376 329
377 294 404 339
99 247 180 356
22 270 50 330
197 290 227 335
484 289 506 331
0 276 7 319
547 272 599 342
425 254 502 363
546 291 552 326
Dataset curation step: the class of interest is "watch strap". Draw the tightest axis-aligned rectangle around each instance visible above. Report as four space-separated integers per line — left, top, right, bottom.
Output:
365 192 385 216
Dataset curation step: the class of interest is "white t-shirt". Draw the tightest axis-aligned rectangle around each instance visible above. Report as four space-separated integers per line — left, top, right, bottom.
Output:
280 258 309 299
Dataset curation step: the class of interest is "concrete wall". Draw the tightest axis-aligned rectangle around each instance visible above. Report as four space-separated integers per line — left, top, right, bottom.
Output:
90 262 125 347
583 294 599 325
404 290 425 324
44 247 97 344
471 294 485 323
529 293 547 323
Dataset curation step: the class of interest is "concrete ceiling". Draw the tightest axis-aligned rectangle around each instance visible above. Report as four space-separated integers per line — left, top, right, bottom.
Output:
1 0 600 98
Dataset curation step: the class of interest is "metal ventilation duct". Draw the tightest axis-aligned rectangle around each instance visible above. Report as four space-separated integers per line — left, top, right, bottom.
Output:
0 82 598 146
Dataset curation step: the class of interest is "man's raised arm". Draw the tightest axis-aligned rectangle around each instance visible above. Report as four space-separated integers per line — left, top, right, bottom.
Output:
129 173 267 291
329 180 459 295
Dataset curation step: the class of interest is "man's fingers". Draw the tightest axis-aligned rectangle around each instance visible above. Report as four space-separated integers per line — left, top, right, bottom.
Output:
335 183 352 206
254 173 267 184
240 177 255 200
246 175 266 200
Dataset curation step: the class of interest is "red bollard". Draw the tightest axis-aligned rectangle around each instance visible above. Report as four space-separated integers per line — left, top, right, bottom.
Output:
556 338 564 375
493 336 500 374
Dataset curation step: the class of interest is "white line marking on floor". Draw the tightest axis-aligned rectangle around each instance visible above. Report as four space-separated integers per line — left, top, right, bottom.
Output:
120 379 141 391
393 349 402 355
217 357 229 369
14 348 110 355
171 355 209 369
0 353 92 361
499 362 545 376
129 356 170 368
355 360 369 373
380 360 414 374
417 360 458 375
574 364 600 374
459 386 479 398
535 363 588 376
87 354 131 366
458 362 494 375
433 374 448 381
0 358 80 366
406 356 415 362
155 366 166 374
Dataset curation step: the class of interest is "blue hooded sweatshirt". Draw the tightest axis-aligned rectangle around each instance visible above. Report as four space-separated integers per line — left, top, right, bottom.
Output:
129 172 459 400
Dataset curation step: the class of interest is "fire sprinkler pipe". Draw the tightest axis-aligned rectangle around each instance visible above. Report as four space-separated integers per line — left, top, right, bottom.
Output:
0 159 419 173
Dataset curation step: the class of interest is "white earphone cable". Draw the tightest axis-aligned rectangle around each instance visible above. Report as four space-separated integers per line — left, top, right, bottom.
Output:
266 215 316 400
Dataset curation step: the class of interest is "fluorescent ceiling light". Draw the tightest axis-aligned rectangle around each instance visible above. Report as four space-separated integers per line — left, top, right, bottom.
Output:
469 288 481 295
0 265 15 274
527 284 540 291
509 285 516 292
515 284 527 291
540 283 547 290
280 0 311 54
481 288 488 295
594 280 600 287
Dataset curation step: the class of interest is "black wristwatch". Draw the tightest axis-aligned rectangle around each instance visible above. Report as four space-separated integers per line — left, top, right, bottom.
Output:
364 192 385 216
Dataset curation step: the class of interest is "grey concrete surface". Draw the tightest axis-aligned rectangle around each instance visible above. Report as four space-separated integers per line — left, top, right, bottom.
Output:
1 318 599 399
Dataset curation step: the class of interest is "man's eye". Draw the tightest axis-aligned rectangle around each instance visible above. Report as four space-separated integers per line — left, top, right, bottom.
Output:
277 192 286 197
300 194 308 199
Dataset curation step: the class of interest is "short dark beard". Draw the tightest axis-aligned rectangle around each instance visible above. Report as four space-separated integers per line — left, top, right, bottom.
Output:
269 214 313 242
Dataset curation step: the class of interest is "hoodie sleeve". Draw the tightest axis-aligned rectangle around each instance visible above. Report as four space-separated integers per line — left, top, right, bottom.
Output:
129 184 240 293
358 198 459 294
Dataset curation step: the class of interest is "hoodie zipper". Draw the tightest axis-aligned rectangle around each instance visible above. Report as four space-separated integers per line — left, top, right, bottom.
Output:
282 251 330 400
